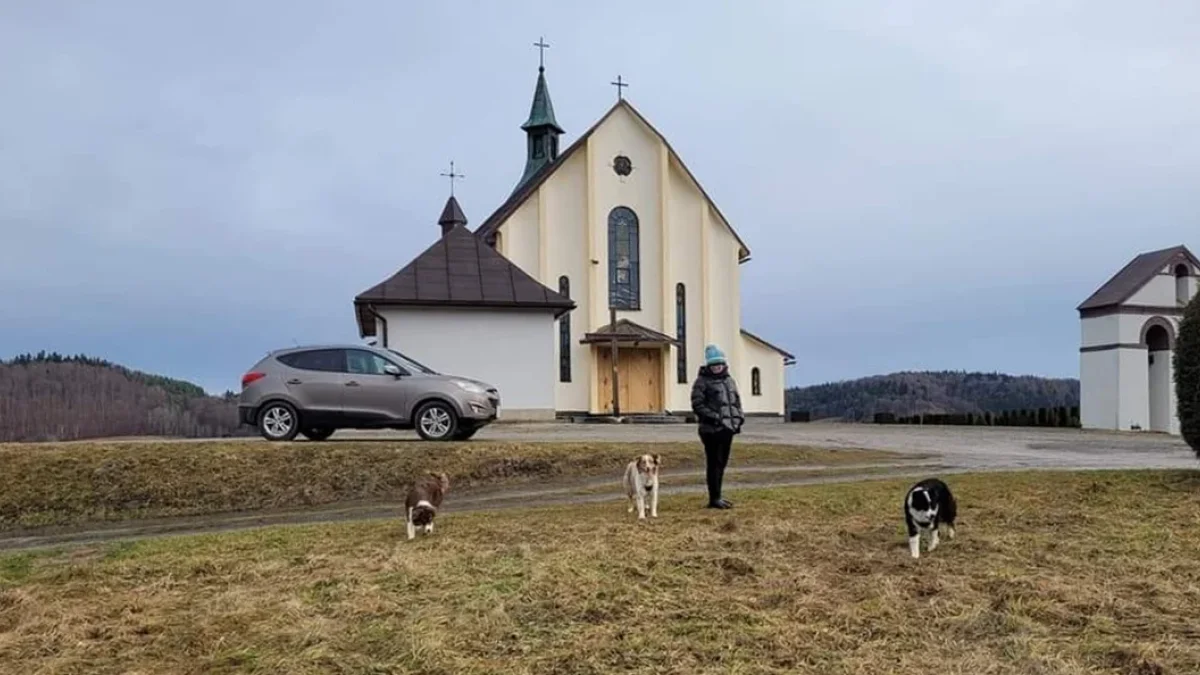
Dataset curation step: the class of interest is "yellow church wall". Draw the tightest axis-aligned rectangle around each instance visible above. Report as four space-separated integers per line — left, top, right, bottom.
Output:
705 207 741 389
502 197 539 279
740 334 786 415
539 150 591 413
587 105 665 334
665 159 706 411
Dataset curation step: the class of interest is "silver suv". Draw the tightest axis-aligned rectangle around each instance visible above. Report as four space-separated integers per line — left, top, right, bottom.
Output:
238 344 500 442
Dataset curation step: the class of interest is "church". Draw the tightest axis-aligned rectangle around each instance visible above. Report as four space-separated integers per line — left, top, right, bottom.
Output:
353 56 794 421
1078 245 1197 434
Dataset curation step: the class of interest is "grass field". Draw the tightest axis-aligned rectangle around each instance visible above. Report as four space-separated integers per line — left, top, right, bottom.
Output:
0 440 904 530
3 470 1200 674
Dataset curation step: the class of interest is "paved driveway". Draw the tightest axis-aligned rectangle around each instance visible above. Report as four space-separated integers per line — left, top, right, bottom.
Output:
382 420 1197 472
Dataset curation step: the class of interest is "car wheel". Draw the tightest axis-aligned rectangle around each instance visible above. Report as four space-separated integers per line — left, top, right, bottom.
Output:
415 400 458 441
451 427 478 441
300 426 334 441
258 402 300 441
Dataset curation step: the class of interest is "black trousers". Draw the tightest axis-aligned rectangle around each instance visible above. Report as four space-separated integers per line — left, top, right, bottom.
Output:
701 429 734 504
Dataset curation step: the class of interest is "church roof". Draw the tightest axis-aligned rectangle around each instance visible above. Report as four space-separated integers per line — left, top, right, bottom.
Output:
580 319 680 345
1077 244 1198 312
475 98 752 261
521 67 564 133
741 329 796 366
354 224 574 337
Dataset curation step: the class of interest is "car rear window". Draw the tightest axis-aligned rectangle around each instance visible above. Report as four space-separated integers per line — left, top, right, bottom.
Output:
277 349 344 372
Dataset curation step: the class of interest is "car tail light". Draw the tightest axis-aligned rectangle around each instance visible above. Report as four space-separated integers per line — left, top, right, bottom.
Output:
241 372 266 388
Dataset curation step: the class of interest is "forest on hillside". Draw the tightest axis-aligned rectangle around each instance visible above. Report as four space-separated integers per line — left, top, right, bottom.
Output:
0 352 248 442
785 370 1080 422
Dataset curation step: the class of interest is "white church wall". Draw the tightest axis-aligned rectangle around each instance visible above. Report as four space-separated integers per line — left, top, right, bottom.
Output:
1080 349 1119 429
1127 273 1179 306
376 307 557 421
1117 348 1151 431
740 335 785 416
1080 315 1119 348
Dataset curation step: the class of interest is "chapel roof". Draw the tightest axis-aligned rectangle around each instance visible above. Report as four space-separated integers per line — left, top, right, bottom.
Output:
741 329 796 365
1077 244 1198 312
580 318 680 345
354 200 574 337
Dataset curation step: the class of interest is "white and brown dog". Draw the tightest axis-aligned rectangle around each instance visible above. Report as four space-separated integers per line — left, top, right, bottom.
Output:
623 453 661 520
405 471 450 540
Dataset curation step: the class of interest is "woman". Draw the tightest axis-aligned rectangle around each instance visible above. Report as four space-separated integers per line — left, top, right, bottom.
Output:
690 344 745 509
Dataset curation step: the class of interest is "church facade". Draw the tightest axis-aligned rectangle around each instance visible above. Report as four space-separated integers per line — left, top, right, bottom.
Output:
1078 245 1198 434
355 63 794 420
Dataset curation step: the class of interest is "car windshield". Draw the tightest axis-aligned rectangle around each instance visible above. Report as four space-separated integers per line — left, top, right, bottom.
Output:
386 349 439 375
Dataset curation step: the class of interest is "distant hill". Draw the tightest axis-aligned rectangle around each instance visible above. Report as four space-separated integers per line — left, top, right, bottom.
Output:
785 370 1080 422
0 352 249 442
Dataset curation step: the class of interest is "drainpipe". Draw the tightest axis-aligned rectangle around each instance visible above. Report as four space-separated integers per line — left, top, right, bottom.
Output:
367 304 389 348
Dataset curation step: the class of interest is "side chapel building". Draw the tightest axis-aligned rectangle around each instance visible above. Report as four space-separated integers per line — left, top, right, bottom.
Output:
354 60 794 420
1078 245 1197 434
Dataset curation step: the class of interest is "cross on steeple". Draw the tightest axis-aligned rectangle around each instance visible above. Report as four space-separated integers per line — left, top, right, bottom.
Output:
610 74 629 100
439 161 464 197
533 37 550 71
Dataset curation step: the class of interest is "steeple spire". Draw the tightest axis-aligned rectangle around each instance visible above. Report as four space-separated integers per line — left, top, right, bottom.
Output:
515 37 564 191
437 160 468 236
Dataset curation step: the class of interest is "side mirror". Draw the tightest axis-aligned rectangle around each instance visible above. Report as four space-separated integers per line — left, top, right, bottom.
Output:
383 364 402 377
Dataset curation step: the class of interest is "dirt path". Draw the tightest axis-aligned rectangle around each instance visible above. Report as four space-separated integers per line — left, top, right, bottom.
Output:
0 460 946 552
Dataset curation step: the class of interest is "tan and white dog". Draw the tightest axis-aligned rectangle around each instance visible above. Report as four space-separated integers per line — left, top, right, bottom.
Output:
623 454 661 520
405 471 450 540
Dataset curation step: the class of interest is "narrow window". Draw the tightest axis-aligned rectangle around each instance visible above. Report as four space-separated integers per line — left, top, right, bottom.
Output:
751 367 762 396
675 283 687 383
532 135 545 159
607 207 640 309
558 276 571 382
1176 264 1190 306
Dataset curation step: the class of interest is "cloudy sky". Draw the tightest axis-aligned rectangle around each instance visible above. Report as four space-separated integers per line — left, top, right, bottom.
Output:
2 1 1197 393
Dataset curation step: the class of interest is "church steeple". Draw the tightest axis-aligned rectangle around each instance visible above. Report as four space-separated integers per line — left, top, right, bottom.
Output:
515 38 564 191
438 195 467 236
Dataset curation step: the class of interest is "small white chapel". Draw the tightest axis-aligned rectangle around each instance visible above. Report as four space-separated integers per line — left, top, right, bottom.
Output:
1078 245 1198 434
353 49 794 421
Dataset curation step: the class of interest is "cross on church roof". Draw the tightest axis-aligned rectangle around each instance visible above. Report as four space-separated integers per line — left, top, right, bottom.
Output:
533 37 550 71
610 75 629 100
439 160 464 197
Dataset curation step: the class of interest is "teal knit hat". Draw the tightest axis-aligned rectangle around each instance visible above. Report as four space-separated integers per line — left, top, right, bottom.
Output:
704 344 726 366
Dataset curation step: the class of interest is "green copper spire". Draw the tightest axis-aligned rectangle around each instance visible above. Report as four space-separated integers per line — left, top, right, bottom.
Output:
521 67 564 134
514 39 565 192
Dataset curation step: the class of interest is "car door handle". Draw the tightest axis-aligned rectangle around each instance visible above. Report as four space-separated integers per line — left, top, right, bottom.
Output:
345 380 360 387
286 378 302 385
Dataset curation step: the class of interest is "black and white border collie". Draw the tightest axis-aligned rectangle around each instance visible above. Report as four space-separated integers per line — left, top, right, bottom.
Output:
904 477 957 559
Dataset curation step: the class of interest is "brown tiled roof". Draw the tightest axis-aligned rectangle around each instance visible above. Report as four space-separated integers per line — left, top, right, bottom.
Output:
474 99 751 261
581 318 680 345
741 329 796 365
354 224 574 336
1077 245 1198 311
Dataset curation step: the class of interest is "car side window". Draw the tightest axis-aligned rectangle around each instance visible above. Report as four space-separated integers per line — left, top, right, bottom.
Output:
347 349 404 376
278 349 345 373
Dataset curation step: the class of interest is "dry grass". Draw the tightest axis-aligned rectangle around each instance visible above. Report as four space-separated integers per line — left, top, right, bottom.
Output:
0 440 903 530
3 470 1200 674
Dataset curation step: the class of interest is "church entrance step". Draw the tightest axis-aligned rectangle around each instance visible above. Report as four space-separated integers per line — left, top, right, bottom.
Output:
567 413 693 425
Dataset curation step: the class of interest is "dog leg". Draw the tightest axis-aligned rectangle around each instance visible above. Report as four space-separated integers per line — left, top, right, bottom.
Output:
406 508 416 541
928 527 940 552
908 534 920 559
636 490 646 520
947 524 956 539
650 483 659 518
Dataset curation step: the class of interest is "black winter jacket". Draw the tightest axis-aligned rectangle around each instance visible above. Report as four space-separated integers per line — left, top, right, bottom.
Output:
690 365 745 435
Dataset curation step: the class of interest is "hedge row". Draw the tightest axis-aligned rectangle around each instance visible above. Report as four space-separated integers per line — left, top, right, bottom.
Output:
878 406 1081 428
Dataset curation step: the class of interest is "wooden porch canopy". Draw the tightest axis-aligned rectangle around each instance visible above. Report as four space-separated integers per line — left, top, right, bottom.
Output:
581 319 680 346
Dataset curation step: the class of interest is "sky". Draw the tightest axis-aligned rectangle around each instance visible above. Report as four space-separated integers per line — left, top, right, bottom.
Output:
1 1 1198 394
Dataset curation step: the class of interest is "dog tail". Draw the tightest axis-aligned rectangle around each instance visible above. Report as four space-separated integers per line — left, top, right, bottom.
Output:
410 504 436 527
